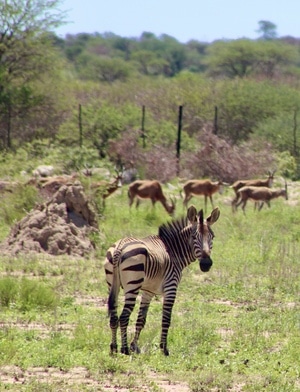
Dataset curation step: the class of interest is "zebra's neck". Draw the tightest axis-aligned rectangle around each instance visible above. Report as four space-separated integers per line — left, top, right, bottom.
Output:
158 218 196 266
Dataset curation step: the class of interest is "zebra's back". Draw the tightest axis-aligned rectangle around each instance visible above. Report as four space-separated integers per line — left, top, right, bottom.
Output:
106 235 170 295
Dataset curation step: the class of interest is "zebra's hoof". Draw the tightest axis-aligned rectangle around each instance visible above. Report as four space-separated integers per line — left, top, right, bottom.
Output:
110 343 118 354
160 343 169 356
121 346 130 355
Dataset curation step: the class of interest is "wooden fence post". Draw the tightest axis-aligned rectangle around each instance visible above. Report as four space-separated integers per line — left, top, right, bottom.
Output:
214 105 218 135
141 105 146 148
78 103 83 148
176 105 183 176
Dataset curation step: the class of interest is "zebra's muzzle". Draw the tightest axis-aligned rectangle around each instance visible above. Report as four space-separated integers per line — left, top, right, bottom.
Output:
199 257 213 272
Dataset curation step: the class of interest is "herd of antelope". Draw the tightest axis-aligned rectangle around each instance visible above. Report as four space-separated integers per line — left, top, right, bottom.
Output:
93 168 288 215
6 167 287 215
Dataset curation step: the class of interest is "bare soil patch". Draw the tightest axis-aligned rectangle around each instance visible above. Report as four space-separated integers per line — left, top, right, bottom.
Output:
0 366 190 391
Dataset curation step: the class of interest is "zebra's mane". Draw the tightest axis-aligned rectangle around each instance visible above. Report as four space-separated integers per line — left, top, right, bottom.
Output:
158 216 190 241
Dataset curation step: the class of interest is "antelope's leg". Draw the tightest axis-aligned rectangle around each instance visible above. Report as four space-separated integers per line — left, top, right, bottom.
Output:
258 201 265 211
160 289 177 356
241 200 247 214
235 198 242 209
129 195 134 207
209 195 214 209
183 194 192 207
130 291 154 354
232 194 239 212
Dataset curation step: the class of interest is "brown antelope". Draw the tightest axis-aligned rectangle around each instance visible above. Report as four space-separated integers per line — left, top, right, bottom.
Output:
92 171 123 208
128 180 175 215
231 170 275 212
235 183 288 214
182 179 226 212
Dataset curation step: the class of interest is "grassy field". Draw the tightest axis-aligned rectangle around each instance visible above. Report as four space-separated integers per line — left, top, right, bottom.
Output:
0 183 299 391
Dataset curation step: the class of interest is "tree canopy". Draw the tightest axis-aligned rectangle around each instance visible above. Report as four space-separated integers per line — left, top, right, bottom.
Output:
2 10 300 179
0 0 66 148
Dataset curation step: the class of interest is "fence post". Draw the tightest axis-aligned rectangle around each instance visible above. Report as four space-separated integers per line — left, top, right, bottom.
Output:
78 103 83 148
176 105 183 176
214 105 218 135
293 107 298 156
141 105 146 148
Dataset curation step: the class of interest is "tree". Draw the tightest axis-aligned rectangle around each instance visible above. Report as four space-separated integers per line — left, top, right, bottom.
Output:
205 39 257 78
0 0 66 149
257 20 278 40
255 41 298 78
215 80 299 144
76 55 133 82
131 50 167 75
205 39 298 79
159 34 187 76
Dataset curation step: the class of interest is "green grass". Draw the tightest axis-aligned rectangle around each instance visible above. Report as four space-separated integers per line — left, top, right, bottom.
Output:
0 186 299 391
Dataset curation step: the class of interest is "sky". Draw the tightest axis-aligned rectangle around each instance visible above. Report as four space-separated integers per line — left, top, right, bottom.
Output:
55 0 300 43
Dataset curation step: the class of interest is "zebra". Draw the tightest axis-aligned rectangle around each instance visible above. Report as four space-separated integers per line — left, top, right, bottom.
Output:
104 205 220 356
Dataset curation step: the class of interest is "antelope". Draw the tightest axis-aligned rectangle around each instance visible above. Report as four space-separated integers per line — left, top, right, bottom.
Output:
235 183 288 214
231 170 275 212
128 180 175 215
92 171 123 208
182 179 226 212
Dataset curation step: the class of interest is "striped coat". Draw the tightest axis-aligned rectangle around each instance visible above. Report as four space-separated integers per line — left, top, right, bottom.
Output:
104 205 220 355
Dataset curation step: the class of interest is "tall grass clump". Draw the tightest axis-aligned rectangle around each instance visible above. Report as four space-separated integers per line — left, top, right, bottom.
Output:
0 278 18 307
0 277 59 312
18 278 59 312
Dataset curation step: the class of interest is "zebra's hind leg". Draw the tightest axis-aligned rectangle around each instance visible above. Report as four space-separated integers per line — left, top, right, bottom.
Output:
109 309 119 354
130 291 154 354
119 302 137 355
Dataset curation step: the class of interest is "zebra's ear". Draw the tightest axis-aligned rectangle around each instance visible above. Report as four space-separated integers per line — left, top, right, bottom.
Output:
207 207 220 225
187 205 197 223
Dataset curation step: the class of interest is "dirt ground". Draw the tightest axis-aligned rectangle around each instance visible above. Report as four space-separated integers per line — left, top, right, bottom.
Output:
0 180 298 391
0 291 190 391
0 365 190 391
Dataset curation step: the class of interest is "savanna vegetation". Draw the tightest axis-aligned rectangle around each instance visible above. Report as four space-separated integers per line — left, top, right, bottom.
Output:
0 183 299 391
0 1 299 391
0 1 300 181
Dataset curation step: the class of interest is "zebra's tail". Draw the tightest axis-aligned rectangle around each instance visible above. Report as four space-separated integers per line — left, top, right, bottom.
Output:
108 246 122 316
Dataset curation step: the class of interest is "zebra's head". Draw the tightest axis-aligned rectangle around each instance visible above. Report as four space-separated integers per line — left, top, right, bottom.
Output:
187 205 220 272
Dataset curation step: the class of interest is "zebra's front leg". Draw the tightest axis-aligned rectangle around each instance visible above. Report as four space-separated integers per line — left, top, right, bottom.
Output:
130 291 154 354
160 292 176 356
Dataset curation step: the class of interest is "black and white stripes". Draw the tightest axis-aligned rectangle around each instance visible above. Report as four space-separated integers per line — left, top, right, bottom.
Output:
104 205 220 356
